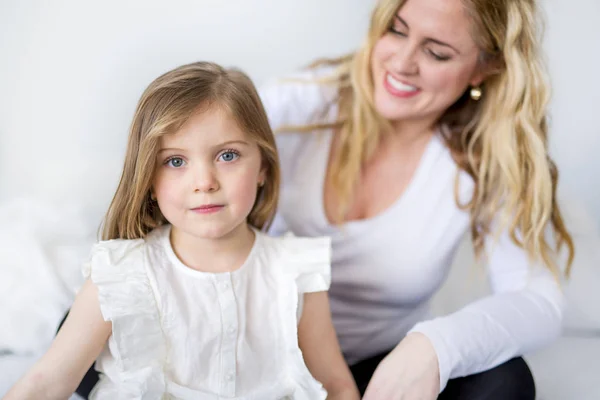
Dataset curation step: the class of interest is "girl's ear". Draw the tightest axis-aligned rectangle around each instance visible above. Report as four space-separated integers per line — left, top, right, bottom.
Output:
258 168 266 187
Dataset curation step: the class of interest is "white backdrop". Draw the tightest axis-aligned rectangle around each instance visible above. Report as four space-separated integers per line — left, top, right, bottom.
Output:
0 0 598 223
0 3 599 398
0 0 372 221
543 0 600 225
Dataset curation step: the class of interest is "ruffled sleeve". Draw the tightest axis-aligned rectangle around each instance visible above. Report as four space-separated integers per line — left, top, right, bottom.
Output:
280 233 332 293
83 239 166 398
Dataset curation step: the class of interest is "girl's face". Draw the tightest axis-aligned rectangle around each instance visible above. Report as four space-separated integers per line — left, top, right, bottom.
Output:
371 0 485 126
152 106 265 242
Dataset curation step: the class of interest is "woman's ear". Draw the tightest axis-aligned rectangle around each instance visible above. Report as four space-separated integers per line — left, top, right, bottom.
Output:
469 66 487 88
470 54 504 87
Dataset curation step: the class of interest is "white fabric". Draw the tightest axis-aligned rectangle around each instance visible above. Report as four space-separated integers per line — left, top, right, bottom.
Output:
84 225 330 400
0 198 94 355
260 68 567 391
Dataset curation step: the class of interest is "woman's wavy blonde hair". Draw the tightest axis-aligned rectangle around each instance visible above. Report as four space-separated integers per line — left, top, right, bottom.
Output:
102 61 280 240
305 0 574 276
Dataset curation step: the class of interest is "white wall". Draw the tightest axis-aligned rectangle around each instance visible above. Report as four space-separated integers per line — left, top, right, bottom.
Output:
543 0 600 225
0 0 598 227
0 0 372 220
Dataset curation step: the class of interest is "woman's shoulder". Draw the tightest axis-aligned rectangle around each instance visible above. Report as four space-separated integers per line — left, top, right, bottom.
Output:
429 130 476 199
259 65 339 130
260 64 338 93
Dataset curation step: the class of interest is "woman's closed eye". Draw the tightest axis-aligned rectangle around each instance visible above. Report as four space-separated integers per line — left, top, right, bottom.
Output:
426 49 451 61
389 25 407 37
388 27 451 61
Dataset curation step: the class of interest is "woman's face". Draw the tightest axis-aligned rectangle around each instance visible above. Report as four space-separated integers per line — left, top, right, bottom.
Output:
371 0 485 125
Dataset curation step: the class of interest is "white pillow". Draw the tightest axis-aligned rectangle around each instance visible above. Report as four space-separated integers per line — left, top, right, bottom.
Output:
0 198 97 355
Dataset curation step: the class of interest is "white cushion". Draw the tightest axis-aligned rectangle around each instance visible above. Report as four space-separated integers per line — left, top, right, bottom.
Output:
0 198 95 355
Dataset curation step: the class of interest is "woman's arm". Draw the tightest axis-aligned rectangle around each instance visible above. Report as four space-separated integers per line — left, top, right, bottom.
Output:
409 229 564 392
4 279 111 400
363 229 563 399
298 291 360 400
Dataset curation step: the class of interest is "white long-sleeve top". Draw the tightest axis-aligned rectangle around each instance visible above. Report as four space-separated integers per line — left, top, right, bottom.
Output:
259 68 564 392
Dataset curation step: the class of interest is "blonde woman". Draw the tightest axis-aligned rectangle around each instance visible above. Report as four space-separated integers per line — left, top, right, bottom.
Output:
6 62 360 400
259 0 574 399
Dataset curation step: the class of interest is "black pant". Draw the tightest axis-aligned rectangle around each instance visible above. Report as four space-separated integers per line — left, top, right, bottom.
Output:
72 350 536 400
350 350 536 400
60 313 536 400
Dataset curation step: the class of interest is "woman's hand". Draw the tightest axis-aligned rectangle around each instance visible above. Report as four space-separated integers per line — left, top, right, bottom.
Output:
363 332 440 400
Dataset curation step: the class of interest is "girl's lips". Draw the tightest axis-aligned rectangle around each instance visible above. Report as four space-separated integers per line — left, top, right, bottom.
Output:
191 205 224 214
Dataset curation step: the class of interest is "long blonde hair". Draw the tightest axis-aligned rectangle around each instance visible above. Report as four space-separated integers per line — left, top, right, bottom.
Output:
306 0 574 276
103 61 280 240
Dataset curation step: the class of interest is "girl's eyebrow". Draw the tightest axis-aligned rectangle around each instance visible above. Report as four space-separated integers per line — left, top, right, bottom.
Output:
158 147 183 154
157 140 250 154
214 140 250 148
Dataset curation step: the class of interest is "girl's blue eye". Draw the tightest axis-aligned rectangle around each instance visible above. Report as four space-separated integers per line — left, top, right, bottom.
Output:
218 151 239 162
166 157 185 168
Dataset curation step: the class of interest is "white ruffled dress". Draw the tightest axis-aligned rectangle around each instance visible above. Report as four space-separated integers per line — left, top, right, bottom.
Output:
83 225 331 400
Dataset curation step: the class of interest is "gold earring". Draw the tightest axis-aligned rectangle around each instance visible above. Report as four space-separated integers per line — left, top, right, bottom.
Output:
150 192 157 201
470 86 482 101
258 181 264 187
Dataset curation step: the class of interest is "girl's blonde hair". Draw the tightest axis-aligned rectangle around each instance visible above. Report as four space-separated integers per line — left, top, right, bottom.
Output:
103 61 280 240
305 0 574 276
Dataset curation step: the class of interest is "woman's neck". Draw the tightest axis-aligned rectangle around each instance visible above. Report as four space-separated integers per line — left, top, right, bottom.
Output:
170 223 255 273
387 117 437 148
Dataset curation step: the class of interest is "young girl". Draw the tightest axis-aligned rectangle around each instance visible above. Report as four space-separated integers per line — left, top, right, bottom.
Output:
5 62 359 400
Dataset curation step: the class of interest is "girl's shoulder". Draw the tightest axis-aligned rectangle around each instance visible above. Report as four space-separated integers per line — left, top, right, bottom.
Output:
83 238 146 273
82 235 164 375
260 232 332 293
81 233 159 288
83 225 169 276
